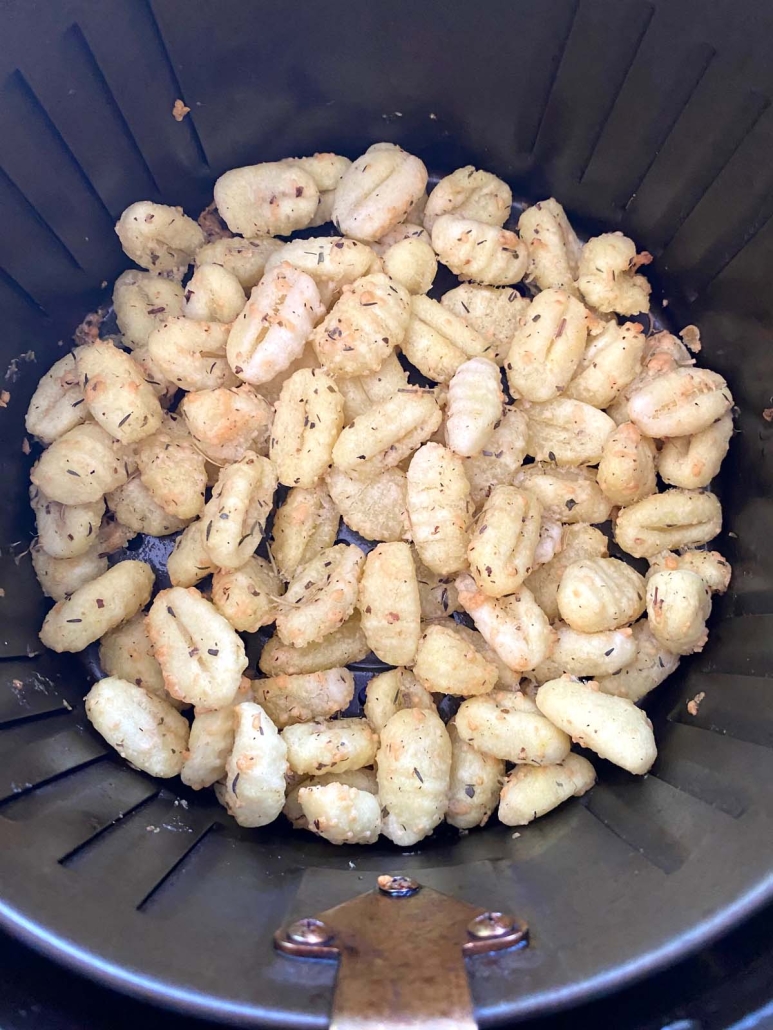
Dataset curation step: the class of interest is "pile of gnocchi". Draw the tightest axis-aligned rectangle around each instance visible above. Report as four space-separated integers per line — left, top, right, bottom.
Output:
25 142 733 846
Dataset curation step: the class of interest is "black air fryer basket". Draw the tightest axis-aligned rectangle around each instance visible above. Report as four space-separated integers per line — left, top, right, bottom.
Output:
1 1 773 1026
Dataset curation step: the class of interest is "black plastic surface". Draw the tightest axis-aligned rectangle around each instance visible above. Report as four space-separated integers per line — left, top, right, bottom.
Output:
1 1 773 1027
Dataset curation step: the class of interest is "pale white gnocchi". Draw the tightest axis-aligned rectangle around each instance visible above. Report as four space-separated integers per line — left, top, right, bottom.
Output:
32 146 731 847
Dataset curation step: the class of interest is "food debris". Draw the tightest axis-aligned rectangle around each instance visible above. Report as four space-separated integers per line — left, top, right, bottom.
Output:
0 390 10 408
62 699 73 711
0 587 5 597
5 350 36 383
146 825 161 833
197 201 232 242
12 679 23 690
679 325 702 353
687 691 706 716
21 437 30 455
511 831 521 839
763 408 773 422
73 309 106 347
172 99 191 122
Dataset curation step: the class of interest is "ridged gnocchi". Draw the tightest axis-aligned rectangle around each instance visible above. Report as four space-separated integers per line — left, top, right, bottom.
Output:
31 144 732 848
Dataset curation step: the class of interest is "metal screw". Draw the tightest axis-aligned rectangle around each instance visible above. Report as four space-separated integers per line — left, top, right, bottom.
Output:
467 912 515 939
377 874 421 896
286 918 333 945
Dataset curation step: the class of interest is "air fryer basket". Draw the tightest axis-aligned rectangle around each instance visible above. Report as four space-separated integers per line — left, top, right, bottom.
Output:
1 0 773 1026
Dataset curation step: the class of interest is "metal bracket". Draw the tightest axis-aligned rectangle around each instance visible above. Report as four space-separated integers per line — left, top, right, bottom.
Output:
275 874 528 1029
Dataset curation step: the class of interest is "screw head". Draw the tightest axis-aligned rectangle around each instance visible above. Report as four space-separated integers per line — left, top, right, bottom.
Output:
377 874 421 896
467 912 515 939
286 918 333 945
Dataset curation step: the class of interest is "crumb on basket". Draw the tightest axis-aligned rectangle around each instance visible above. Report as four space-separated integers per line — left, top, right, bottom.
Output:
679 325 702 353
687 691 706 716
511 831 521 839
62 699 73 711
73 308 107 347
12 679 23 690
763 408 773 422
0 587 5 597
5 350 36 384
21 437 30 455
198 201 232 242
172 98 191 122
0 390 10 408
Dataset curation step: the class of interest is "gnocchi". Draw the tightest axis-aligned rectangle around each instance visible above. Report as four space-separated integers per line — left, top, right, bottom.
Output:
333 143 428 241
30 143 733 847
85 677 189 778
218 703 288 827
407 443 474 575
467 485 542 596
202 452 277 569
424 166 512 232
214 161 320 237
518 198 583 295
376 708 451 846
506 289 590 402
259 614 369 677
445 357 503 457
113 269 185 350
146 586 248 709
363 667 435 734
536 677 657 775
498 753 595 827
270 369 344 488
446 720 504 829
275 543 365 648
311 272 410 378
255 668 355 728
357 542 421 666
298 783 381 845
431 215 528 286
413 622 498 696
283 717 378 776
115 201 205 272
402 295 489 383
226 263 325 386
456 574 554 673
270 484 340 582
455 691 570 765
576 232 652 315
39 559 154 653
441 284 529 366
25 353 90 445
557 557 646 633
